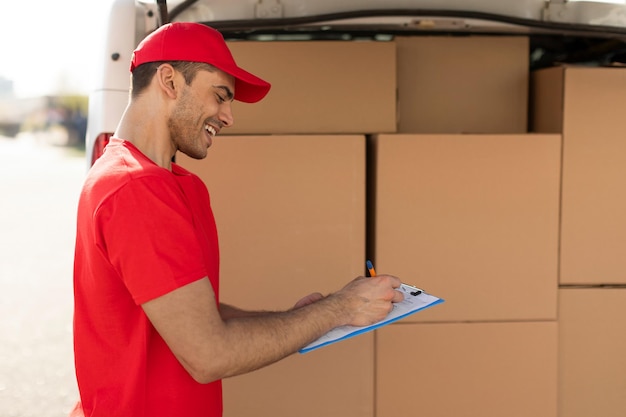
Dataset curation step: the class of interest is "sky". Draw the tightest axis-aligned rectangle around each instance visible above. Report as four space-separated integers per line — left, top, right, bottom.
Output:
0 0 114 98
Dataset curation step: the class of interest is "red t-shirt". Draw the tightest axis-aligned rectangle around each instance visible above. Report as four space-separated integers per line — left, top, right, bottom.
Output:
72 138 222 417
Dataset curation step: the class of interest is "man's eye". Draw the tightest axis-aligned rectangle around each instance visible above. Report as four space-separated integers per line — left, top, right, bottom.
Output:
216 94 225 103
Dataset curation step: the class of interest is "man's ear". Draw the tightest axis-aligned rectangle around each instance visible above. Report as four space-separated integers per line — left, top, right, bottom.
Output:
155 64 179 99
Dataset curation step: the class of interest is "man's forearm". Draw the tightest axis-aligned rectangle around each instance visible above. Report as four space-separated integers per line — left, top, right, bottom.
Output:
213 294 349 380
219 303 271 319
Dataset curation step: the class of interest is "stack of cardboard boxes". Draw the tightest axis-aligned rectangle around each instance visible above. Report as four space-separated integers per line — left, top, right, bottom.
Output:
532 66 626 417
177 36 626 417
177 40 395 417
374 36 558 417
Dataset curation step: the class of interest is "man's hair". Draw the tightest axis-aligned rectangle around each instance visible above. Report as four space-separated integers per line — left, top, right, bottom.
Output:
130 61 218 98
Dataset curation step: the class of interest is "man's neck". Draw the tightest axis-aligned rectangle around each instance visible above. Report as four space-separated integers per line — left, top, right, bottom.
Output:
114 102 175 170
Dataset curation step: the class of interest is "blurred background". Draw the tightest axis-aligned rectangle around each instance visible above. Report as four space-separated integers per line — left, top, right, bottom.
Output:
0 1 113 416
0 0 111 145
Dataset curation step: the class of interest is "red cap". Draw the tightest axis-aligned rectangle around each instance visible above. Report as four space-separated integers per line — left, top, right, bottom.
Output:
130 22 271 103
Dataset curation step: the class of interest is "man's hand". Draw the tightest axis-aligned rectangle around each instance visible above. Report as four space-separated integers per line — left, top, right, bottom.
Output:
334 275 404 327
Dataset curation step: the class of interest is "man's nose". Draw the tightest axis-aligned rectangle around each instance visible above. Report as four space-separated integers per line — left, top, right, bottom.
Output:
219 102 234 128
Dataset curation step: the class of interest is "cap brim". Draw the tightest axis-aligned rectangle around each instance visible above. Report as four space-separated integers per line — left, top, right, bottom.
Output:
231 66 271 103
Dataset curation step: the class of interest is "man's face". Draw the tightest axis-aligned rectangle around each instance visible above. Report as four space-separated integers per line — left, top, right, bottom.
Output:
168 68 235 159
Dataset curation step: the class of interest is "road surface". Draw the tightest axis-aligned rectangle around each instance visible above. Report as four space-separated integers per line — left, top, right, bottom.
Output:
0 131 85 417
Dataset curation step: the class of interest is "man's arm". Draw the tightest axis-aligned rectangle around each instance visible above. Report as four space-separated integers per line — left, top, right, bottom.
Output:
141 274 402 384
219 292 325 319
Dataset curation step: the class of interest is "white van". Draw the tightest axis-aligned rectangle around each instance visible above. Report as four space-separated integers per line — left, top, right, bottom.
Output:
86 0 626 165
83 3 626 416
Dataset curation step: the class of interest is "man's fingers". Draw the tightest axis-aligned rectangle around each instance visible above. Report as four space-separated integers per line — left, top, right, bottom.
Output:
391 289 405 303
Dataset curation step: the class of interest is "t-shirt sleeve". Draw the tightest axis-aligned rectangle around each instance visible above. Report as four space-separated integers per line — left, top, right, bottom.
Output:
95 175 208 305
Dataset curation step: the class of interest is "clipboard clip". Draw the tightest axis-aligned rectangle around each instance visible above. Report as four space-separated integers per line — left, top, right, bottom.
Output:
401 283 424 296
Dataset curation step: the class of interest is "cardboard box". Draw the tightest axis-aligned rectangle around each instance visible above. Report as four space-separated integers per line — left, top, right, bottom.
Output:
559 288 626 417
376 322 558 417
533 67 626 284
373 134 561 322
225 41 397 134
223 335 374 417
396 36 529 134
176 135 366 307
532 66 626 284
178 134 371 417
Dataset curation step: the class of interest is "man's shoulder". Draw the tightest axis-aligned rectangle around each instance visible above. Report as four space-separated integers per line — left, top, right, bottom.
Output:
82 143 180 208
91 140 173 182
